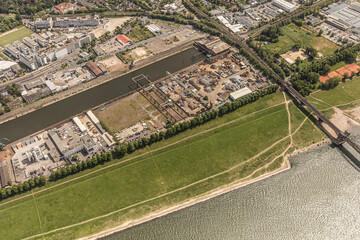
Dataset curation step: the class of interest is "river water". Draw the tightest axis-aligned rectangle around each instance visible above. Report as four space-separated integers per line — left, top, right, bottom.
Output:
104 127 360 240
0 48 205 142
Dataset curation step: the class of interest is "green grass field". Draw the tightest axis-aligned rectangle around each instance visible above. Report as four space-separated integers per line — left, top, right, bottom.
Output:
309 77 360 109
0 27 34 47
0 92 324 240
263 23 339 56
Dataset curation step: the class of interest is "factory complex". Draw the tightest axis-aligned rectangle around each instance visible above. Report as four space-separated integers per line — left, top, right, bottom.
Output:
6 110 115 185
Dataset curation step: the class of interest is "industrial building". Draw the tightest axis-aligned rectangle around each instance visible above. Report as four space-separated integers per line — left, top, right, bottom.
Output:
325 2 360 30
195 37 231 56
53 16 99 28
272 0 296 12
0 161 9 188
116 35 133 46
217 16 243 33
146 24 161 34
86 62 105 77
229 87 253 101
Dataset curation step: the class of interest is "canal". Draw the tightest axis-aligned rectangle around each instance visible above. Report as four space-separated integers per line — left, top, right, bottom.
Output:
0 48 205 142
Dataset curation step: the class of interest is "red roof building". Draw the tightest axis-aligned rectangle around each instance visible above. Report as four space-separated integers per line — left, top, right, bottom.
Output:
116 35 133 45
54 2 73 12
319 75 329 83
345 63 360 74
86 62 104 77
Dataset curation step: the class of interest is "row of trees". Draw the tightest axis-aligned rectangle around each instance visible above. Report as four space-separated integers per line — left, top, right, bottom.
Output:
50 152 113 181
0 176 46 200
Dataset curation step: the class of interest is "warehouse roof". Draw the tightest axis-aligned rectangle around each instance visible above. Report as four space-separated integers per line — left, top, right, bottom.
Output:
86 62 103 77
116 35 132 44
229 87 252 101
0 61 17 71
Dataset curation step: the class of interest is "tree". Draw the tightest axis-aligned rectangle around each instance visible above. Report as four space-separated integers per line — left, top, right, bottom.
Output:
72 154 79 161
34 177 40 186
317 29 323 36
39 175 46 185
343 72 349 80
28 179 35 188
0 189 6 199
23 181 30 191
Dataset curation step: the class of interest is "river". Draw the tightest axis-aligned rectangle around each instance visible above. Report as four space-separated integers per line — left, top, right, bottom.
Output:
0 48 205 142
103 127 360 240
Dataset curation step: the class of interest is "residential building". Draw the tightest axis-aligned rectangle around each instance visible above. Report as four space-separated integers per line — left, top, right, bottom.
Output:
32 33 48 47
35 18 53 29
35 54 49 66
23 37 39 51
14 41 30 55
19 53 38 71
5 44 20 59
54 2 74 13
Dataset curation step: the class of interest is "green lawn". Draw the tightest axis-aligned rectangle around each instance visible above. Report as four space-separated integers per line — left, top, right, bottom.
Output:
263 23 339 56
0 27 34 47
0 92 323 240
309 77 360 108
127 25 154 43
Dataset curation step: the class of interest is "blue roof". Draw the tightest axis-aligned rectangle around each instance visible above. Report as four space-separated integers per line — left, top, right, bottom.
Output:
327 3 348 14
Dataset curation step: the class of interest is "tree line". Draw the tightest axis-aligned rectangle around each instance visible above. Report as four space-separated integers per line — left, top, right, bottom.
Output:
0 176 46 200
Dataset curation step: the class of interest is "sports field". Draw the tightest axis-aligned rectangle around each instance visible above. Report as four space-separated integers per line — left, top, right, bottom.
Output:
0 92 324 240
263 23 339 56
0 27 34 47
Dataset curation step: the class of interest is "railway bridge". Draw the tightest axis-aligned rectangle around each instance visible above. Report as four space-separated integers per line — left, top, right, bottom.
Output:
184 0 360 154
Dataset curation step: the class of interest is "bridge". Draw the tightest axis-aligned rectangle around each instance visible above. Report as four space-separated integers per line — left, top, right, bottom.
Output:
185 0 360 153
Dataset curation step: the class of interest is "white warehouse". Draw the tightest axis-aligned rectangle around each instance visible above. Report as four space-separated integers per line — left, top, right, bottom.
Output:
229 87 252 101
272 0 296 12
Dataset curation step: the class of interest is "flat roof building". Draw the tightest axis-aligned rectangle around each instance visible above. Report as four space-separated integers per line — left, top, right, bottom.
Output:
229 87 253 101
5 44 20 59
73 117 87 133
272 0 296 12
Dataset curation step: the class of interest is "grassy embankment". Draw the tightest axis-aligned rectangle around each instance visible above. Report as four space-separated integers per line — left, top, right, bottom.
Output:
263 23 339 56
307 76 360 120
0 92 325 240
0 27 34 47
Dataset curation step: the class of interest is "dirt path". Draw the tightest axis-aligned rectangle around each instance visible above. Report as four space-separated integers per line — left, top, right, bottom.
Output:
0 101 286 208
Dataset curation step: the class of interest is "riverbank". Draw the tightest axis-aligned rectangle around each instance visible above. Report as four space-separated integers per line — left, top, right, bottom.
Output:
79 156 292 240
81 135 333 240
0 41 199 126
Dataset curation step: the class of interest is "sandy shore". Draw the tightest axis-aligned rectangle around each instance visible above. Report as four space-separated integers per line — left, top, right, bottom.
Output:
79 136 335 240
